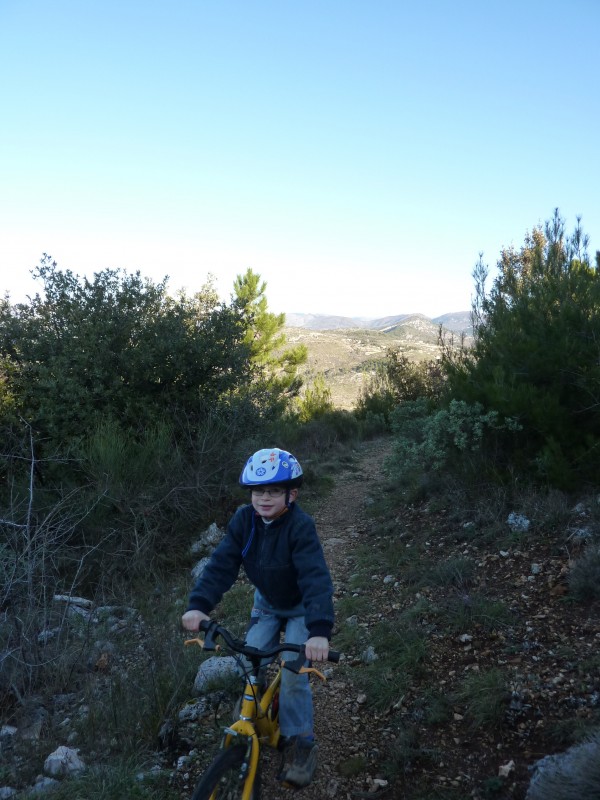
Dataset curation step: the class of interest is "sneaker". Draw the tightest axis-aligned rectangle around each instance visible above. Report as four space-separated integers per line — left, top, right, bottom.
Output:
278 737 319 788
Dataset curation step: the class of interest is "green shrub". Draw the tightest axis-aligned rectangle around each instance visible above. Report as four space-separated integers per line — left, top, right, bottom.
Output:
480 776 506 797
214 583 254 636
295 373 334 422
568 547 600 603
453 668 509 730
358 621 428 710
435 594 513 633
337 754 367 777
444 211 600 489
546 713 600 748
383 723 440 778
355 363 397 424
21 761 178 800
359 410 390 437
356 350 444 426
388 398 521 491
428 556 476 589
75 620 198 758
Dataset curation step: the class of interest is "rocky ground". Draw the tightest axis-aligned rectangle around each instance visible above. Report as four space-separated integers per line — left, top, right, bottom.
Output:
183 436 599 800
4 437 598 799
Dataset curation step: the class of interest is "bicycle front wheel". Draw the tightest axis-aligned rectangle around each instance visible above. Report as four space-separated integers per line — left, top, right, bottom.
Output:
191 743 260 800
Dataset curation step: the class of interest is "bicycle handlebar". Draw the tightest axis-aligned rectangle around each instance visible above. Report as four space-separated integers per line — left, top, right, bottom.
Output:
198 619 340 667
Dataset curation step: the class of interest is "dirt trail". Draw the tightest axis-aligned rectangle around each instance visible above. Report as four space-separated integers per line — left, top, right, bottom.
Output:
261 437 394 800
186 435 600 799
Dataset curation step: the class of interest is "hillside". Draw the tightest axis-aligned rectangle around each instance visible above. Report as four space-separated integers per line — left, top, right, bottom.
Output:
285 312 471 409
4 438 599 800
285 311 472 334
171 437 600 800
300 439 600 800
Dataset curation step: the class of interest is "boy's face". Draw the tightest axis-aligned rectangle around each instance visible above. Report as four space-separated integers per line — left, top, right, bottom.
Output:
251 485 298 520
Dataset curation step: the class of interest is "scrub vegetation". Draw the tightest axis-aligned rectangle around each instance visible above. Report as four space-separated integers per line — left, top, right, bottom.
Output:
2 209 600 798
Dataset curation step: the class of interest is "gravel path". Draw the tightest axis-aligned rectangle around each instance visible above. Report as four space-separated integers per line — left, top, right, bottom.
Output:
260 437 394 800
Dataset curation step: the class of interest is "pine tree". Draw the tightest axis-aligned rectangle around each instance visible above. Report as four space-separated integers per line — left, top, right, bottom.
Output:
445 210 600 487
232 268 307 401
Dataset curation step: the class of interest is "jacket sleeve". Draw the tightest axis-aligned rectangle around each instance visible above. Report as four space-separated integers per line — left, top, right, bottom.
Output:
290 511 335 640
186 507 247 615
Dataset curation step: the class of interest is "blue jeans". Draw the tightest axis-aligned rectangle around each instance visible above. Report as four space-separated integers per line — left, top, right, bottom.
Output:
244 591 313 738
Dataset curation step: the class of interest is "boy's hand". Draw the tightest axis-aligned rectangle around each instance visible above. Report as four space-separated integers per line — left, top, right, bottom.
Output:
305 636 329 662
182 609 209 632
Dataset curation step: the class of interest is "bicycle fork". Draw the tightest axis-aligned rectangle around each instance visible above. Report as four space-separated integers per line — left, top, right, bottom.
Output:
220 722 259 800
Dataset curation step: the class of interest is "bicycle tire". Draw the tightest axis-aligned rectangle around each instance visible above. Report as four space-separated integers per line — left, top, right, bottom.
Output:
191 743 260 800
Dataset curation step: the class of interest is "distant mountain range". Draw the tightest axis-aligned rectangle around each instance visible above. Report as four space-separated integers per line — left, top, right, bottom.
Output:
284 311 472 335
283 310 473 409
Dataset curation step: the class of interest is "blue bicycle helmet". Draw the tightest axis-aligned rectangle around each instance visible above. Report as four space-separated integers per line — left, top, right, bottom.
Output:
239 448 304 488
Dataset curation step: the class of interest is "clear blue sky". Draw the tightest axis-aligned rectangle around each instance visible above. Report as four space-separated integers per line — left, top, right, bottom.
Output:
1 0 598 319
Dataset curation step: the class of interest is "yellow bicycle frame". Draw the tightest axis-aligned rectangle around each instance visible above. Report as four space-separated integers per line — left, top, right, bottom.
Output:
216 670 282 800
185 634 327 800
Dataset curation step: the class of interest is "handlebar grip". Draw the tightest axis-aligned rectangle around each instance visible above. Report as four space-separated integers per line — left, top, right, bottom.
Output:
199 618 211 633
328 650 341 663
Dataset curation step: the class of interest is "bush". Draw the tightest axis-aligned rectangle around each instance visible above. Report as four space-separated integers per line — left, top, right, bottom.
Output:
453 668 510 730
295 373 334 422
355 362 397 425
357 619 428 710
0 257 255 446
388 398 521 492
445 211 600 488
356 350 444 425
22 762 179 800
568 547 600 603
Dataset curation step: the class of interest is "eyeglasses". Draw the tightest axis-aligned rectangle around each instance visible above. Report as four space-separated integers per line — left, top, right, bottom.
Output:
251 487 286 497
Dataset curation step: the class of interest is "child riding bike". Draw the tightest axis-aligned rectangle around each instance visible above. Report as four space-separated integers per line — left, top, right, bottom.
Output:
181 448 335 789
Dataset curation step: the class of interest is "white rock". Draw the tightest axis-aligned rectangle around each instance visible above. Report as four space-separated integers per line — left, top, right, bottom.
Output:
191 557 211 581
178 699 208 721
193 656 239 694
362 645 378 664
507 512 530 532
498 759 515 777
43 746 85 777
53 595 93 608
30 776 60 794
190 523 224 555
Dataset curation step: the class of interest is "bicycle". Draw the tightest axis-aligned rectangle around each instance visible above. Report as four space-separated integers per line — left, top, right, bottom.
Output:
184 618 340 800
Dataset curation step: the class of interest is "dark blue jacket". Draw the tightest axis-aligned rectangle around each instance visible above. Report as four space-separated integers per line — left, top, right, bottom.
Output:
187 502 334 639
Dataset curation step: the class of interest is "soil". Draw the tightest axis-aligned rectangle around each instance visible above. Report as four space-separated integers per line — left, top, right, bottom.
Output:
179 436 600 800
271 437 597 800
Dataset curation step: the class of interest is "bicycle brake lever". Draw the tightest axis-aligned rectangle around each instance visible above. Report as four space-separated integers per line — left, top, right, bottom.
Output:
200 619 220 650
281 652 327 682
184 637 204 648
299 665 327 682
281 649 307 674
184 637 222 653
184 620 221 651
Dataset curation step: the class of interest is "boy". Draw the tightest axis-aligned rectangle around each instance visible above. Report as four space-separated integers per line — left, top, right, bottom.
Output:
181 447 334 789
